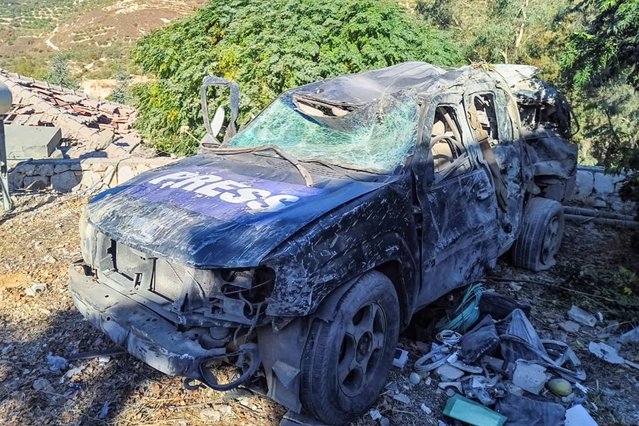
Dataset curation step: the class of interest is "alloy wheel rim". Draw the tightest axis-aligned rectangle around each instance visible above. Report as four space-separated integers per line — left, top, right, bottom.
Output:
337 302 386 397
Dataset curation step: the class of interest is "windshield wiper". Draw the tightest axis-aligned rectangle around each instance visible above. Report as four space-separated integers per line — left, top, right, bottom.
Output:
201 143 314 187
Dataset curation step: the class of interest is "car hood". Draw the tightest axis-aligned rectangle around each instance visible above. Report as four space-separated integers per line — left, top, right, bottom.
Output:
87 154 388 268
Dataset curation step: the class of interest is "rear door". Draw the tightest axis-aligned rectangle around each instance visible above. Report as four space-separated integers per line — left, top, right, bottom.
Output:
415 93 500 307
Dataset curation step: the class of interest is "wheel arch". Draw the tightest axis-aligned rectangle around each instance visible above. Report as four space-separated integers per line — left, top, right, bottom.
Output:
374 260 412 329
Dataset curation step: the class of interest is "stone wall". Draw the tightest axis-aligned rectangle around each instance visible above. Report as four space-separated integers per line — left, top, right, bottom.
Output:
8 159 636 214
9 157 177 193
568 165 634 214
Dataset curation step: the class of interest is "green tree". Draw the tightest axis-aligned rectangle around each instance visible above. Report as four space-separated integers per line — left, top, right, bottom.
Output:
132 0 463 155
560 0 639 214
45 53 77 89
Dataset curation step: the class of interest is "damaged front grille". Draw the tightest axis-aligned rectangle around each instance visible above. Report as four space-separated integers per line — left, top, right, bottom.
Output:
96 238 275 328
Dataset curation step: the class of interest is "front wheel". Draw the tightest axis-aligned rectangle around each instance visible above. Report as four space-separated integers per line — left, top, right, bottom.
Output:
300 271 400 425
511 197 565 271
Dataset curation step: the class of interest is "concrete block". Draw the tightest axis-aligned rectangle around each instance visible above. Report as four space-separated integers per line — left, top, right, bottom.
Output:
54 163 71 173
572 170 594 201
593 173 615 195
14 161 36 176
512 361 549 395
8 171 24 191
51 171 81 192
35 163 54 177
4 125 61 159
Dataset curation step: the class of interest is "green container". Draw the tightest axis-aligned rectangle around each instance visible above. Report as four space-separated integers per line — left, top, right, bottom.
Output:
443 394 507 426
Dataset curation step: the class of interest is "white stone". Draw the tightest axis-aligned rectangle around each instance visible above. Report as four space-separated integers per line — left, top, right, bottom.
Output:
51 171 81 192
572 170 594 201
117 164 136 184
80 170 103 188
593 172 615 195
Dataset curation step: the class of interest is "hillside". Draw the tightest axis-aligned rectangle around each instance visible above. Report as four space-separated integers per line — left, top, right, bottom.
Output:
0 0 205 80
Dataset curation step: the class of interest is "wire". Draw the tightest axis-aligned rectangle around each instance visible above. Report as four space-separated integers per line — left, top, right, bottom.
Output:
435 282 484 333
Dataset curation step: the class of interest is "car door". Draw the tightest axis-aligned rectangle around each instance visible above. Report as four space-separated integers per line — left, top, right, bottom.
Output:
464 87 525 254
415 93 500 307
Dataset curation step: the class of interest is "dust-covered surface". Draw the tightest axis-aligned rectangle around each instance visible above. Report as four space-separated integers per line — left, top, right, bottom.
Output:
1 193 638 425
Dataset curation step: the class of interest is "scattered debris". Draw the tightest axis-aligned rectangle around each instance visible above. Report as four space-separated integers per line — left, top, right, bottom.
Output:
391 393 411 405
46 353 68 372
32 378 53 392
420 403 432 414
392 348 409 369
498 394 565 426
588 341 625 364
621 326 639 345
459 315 500 364
558 320 581 334
565 404 599 426
567 305 597 327
369 409 382 421
438 381 463 393
512 361 549 395
24 283 46 297
443 394 506 426
436 364 465 381
62 365 85 380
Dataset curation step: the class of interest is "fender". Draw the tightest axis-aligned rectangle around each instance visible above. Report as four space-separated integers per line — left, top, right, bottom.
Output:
265 231 419 321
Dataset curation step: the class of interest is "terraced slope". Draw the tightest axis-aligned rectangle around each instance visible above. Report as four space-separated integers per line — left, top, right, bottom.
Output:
0 0 205 79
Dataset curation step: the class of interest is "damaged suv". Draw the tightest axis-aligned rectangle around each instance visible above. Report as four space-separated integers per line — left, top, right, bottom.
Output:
69 62 577 425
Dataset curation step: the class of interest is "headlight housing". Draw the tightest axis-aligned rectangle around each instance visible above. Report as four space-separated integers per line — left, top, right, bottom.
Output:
79 206 98 267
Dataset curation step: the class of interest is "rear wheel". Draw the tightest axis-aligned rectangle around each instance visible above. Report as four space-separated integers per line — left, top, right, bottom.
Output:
512 197 565 271
300 271 400 425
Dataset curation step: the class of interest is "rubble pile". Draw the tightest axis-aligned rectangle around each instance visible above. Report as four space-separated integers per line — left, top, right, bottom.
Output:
0 68 141 157
381 285 639 426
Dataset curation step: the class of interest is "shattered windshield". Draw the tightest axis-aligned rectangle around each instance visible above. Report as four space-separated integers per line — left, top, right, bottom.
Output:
228 92 418 173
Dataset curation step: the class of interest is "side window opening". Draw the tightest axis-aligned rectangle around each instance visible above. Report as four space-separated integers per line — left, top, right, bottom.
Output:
470 94 499 146
430 106 466 176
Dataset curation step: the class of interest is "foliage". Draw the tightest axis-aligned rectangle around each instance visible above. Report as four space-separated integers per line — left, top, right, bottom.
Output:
132 0 463 155
416 0 574 80
559 0 639 215
45 53 78 89
109 68 132 104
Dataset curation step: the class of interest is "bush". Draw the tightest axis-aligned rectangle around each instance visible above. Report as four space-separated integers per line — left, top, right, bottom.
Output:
132 0 463 155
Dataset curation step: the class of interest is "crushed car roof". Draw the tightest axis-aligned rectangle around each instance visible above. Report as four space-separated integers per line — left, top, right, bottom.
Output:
291 62 549 109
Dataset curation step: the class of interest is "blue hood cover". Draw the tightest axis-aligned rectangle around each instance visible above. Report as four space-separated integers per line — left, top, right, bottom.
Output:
87 154 385 268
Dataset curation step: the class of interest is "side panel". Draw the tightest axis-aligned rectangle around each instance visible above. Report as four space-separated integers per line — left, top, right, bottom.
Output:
414 92 500 307
263 177 419 323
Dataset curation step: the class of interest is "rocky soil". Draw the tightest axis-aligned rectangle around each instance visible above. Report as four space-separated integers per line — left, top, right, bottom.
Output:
0 192 638 425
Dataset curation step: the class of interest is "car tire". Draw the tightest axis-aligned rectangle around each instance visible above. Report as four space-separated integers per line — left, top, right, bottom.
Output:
512 197 565 272
300 271 400 425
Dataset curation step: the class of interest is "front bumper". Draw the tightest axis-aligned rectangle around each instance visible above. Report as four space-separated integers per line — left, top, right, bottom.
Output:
68 262 227 380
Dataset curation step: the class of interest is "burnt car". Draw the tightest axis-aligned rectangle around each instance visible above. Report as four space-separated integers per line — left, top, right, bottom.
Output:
69 62 577 425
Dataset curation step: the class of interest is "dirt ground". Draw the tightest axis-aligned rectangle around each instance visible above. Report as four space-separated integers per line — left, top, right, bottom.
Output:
0 192 638 425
